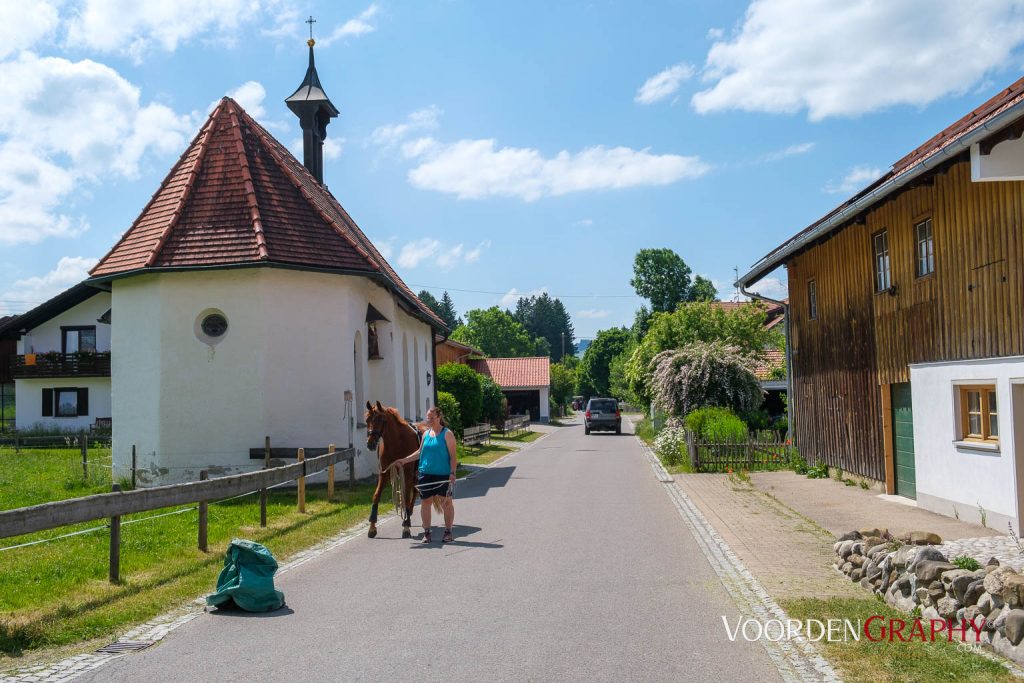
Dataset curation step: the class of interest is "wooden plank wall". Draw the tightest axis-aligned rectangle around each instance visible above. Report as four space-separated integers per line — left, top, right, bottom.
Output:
788 224 884 480
787 154 1024 480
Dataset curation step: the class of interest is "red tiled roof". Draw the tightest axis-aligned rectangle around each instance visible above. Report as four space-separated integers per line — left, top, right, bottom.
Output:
90 97 444 329
754 349 785 381
469 357 550 388
709 300 785 330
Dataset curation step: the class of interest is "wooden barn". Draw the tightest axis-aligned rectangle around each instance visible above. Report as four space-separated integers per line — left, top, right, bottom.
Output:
739 76 1024 530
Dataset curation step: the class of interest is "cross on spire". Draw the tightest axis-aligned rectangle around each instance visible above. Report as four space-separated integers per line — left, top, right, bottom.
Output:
306 15 316 42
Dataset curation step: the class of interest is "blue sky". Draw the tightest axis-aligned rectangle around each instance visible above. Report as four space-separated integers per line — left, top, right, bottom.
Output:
2 1 1024 339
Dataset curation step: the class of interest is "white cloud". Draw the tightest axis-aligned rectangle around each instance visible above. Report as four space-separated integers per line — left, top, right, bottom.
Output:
318 4 379 46
706 27 724 40
223 81 267 119
323 137 344 160
693 0 1024 120
500 287 547 308
576 309 610 319
370 106 442 150
0 52 195 244
398 238 441 269
574 218 594 227
65 0 254 62
0 0 58 59
1 256 99 314
406 139 709 201
436 244 464 270
635 62 695 105
760 141 815 162
464 240 490 263
375 236 396 261
824 165 882 194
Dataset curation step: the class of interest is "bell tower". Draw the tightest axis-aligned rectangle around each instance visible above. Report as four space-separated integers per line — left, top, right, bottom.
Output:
285 16 339 184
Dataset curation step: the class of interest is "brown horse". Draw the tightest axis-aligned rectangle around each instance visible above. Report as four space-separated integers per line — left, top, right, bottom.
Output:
365 401 420 539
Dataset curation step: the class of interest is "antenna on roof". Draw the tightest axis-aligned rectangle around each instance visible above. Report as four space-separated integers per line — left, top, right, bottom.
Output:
732 265 741 302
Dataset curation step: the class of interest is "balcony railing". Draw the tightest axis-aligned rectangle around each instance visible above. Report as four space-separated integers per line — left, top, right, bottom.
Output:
11 352 111 378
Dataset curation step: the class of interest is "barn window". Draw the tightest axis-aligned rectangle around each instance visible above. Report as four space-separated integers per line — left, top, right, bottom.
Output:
807 279 817 320
915 218 934 277
958 385 998 444
873 230 890 292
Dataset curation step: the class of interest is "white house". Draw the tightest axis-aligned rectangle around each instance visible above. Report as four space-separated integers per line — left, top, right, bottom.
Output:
86 44 446 485
470 357 551 423
0 283 112 432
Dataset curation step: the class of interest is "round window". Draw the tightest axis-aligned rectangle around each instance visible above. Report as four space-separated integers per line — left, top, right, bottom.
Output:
201 314 228 338
194 309 229 345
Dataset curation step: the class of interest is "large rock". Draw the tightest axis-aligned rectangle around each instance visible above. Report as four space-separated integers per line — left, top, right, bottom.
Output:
866 543 889 559
964 605 982 625
928 583 946 604
937 596 961 621
963 579 987 607
983 566 1018 596
907 546 946 571
915 587 930 605
865 564 883 581
922 606 941 622
916 560 958 584
848 553 865 567
838 540 856 559
850 568 863 582
1001 574 1024 608
837 530 861 542
861 536 884 552
893 546 916 569
890 575 912 598
993 607 1010 633
1004 610 1024 646
944 570 986 603
859 527 887 539
841 561 853 574
978 592 994 616
908 531 943 546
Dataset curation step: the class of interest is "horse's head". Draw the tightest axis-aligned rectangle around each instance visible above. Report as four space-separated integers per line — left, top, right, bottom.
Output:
365 400 387 452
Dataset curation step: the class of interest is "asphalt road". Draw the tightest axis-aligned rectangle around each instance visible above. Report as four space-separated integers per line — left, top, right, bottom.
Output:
81 416 781 683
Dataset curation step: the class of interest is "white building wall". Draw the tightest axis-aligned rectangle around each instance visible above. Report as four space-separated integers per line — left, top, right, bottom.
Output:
971 138 1024 182
909 356 1024 530
14 377 112 432
539 386 550 423
112 268 433 485
16 292 111 354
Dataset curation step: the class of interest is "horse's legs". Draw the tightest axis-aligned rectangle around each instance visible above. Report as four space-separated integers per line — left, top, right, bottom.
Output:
368 469 389 538
401 466 416 538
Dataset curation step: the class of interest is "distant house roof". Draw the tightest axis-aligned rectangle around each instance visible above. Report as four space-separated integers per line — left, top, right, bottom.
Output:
709 300 785 331
739 75 1024 288
470 357 550 389
88 97 444 331
0 282 104 339
754 349 785 382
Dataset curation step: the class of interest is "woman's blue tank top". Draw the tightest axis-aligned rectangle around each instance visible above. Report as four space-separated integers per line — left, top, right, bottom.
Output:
418 427 451 475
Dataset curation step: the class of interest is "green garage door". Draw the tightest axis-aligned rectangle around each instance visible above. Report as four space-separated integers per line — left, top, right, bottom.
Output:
892 382 916 499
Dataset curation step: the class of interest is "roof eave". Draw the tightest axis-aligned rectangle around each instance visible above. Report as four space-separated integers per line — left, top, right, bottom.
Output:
737 96 1024 289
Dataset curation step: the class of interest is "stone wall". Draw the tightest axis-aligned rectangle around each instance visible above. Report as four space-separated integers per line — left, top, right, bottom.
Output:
835 527 1024 663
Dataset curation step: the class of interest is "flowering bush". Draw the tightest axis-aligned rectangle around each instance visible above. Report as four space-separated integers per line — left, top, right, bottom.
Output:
649 341 763 419
653 425 687 466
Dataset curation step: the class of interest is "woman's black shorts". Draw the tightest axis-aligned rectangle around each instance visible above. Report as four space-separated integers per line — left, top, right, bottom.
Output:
417 473 451 499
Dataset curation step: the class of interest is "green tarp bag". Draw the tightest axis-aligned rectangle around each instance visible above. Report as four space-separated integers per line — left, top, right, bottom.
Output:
206 539 285 612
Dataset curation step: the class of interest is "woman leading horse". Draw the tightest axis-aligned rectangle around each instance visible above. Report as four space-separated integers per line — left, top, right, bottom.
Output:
365 401 420 539
388 405 457 543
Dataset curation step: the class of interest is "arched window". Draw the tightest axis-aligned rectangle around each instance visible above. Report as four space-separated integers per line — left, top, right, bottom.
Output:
402 333 411 419
354 331 365 426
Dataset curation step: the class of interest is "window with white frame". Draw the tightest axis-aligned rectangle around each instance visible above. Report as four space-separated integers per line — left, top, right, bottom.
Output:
915 218 934 277
873 230 891 292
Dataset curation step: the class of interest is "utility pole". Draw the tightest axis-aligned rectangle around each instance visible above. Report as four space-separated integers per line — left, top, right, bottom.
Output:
561 332 565 361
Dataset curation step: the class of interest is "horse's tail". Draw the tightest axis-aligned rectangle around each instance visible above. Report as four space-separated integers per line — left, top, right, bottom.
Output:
431 497 444 514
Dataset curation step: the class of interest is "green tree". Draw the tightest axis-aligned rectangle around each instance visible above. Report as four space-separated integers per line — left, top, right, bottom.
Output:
624 301 780 405
512 293 576 362
436 362 483 426
577 327 631 398
649 342 763 419
630 248 720 313
549 362 577 407
434 290 462 329
689 275 718 302
479 375 507 423
436 391 463 438
451 307 546 358
418 290 441 318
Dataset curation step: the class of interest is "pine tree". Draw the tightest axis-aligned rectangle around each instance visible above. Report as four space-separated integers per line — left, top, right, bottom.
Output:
439 291 462 329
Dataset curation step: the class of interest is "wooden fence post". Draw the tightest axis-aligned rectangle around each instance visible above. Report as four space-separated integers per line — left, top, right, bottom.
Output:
198 470 208 552
80 430 88 480
686 431 698 470
260 436 269 528
13 431 19 453
297 447 306 513
327 444 336 501
109 483 121 583
349 452 355 490
131 445 137 489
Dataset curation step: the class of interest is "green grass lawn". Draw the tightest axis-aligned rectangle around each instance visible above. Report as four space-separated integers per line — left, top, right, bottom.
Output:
0 446 386 659
457 442 514 466
782 597 1014 682
1 446 115 510
491 430 543 444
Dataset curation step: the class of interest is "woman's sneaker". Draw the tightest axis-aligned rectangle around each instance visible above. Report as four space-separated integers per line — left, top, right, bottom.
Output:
421 529 432 543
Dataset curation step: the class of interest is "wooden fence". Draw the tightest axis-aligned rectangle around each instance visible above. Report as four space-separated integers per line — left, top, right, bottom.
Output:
462 423 490 447
495 415 530 437
0 445 355 582
686 430 792 473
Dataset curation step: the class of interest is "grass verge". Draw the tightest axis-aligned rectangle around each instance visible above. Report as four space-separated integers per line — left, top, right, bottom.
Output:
457 442 514 466
781 597 1015 683
633 416 657 444
1 446 115 510
491 430 543 444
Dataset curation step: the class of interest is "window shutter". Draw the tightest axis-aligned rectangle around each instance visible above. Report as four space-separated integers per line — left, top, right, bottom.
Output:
77 388 89 416
42 389 54 417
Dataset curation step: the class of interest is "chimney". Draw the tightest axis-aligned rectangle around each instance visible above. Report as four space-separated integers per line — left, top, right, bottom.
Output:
285 39 339 184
